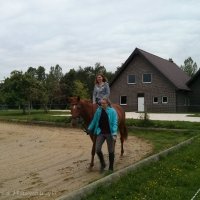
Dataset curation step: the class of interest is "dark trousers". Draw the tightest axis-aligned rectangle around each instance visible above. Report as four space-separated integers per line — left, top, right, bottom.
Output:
96 134 115 171
96 134 115 154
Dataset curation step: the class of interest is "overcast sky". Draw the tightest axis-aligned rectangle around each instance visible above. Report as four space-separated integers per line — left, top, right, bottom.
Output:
0 0 200 80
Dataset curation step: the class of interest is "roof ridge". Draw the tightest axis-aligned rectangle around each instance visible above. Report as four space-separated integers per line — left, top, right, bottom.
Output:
136 48 173 63
110 47 190 91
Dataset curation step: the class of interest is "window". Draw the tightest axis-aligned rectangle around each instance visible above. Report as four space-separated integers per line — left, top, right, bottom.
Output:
120 96 127 105
127 75 136 84
153 97 158 104
143 73 152 83
162 96 168 104
138 93 144 97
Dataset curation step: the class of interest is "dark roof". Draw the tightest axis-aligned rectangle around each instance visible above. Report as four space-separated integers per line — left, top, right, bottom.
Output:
110 48 190 91
187 68 200 86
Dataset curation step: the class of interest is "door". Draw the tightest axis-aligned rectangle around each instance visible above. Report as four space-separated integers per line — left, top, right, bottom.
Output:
138 96 144 112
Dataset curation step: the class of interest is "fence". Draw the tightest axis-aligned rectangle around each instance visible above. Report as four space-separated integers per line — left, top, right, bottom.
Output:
1 104 200 113
0 103 69 111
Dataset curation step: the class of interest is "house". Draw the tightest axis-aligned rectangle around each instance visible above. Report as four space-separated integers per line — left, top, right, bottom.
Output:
109 48 191 113
187 68 200 111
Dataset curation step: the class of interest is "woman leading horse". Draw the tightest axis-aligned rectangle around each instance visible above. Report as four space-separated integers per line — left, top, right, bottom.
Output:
69 96 128 169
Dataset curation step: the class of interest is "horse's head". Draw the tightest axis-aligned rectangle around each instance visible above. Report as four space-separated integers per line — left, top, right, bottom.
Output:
68 96 82 127
68 96 96 128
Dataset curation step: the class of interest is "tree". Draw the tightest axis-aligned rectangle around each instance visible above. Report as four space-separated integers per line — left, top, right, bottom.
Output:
94 62 106 75
26 67 49 112
0 81 6 107
46 65 63 108
1 71 26 110
1 70 45 113
49 64 63 81
27 67 37 78
180 57 198 77
60 69 76 98
72 80 90 99
37 66 46 81
74 63 115 99
76 66 95 98
0 63 116 111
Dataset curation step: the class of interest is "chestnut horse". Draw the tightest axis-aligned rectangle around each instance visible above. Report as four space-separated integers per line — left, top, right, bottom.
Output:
69 96 128 168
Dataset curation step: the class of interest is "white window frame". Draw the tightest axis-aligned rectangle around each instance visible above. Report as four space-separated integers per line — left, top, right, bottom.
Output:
153 96 158 104
127 74 136 84
162 96 168 104
142 73 152 83
120 96 127 105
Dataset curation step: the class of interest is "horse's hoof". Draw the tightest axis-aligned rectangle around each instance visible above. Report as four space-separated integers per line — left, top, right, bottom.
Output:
87 164 94 171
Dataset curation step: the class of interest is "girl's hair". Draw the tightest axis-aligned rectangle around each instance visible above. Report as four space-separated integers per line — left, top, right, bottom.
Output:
95 74 107 84
101 97 110 104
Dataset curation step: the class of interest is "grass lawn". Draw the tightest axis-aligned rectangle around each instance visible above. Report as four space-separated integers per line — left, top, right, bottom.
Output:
0 109 71 124
187 113 200 117
83 134 200 200
1 109 200 130
128 129 197 153
126 118 200 130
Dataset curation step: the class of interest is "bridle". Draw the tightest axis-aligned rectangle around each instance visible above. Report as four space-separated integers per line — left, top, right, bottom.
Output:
71 103 81 121
70 102 88 132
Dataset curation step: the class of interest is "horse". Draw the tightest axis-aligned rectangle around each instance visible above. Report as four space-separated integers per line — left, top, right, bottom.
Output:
68 96 128 168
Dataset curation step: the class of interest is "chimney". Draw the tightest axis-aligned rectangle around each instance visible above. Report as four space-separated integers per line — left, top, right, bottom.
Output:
168 58 173 63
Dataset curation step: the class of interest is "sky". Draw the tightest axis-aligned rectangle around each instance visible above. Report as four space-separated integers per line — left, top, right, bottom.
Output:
0 0 200 80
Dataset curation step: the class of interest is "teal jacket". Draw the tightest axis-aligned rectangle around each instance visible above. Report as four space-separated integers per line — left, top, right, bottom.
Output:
88 106 118 136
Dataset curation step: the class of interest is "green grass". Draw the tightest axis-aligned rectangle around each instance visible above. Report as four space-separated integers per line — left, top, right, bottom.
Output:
187 113 200 117
128 129 197 153
1 110 200 130
0 110 71 124
83 135 200 200
126 118 200 130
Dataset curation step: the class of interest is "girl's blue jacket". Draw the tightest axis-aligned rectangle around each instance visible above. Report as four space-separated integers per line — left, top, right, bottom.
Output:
88 106 118 136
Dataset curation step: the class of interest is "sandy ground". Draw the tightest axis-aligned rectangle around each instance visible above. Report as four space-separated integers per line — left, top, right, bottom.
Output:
0 122 152 200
